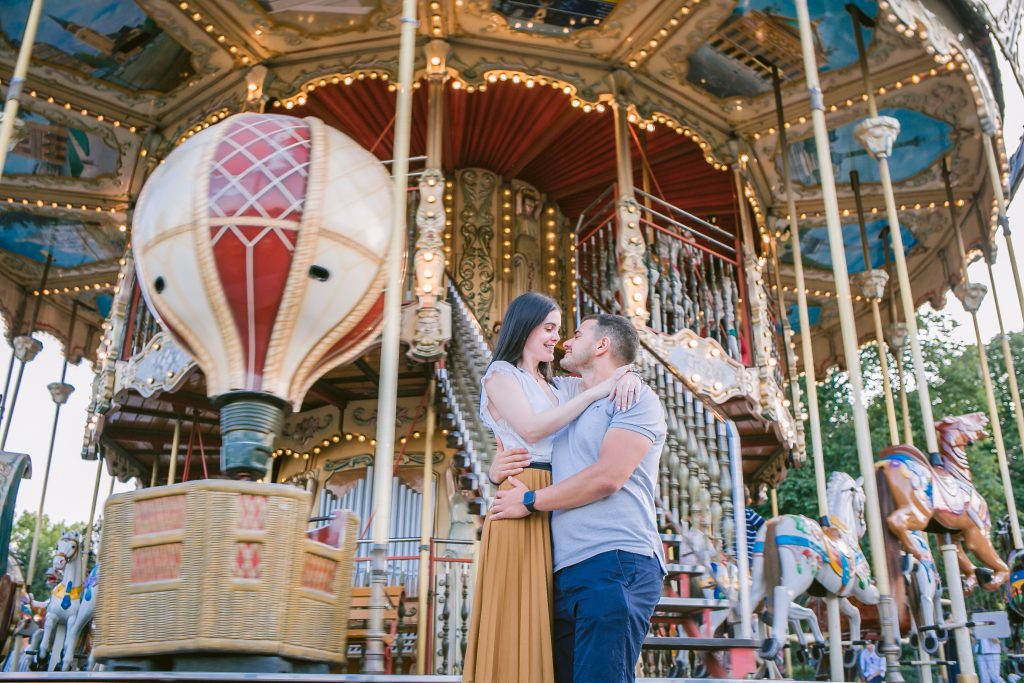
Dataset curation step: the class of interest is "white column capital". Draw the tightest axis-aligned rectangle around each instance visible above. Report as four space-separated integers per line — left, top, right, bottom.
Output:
854 116 901 160
883 322 908 351
12 334 41 362
47 381 75 405
850 269 889 300
954 282 988 314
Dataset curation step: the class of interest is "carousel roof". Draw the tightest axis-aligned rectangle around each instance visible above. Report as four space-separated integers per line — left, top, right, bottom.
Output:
0 0 1017 376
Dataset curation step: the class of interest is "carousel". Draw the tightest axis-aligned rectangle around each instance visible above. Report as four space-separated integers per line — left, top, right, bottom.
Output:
0 0 1019 680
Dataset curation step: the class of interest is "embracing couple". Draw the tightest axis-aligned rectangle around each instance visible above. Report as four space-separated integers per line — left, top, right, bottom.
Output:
462 292 668 683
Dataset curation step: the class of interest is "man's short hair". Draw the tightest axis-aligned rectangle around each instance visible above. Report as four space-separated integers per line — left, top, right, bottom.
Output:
582 313 639 365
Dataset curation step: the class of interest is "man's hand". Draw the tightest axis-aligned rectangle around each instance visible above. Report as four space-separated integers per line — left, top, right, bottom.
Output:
489 476 530 520
488 439 530 486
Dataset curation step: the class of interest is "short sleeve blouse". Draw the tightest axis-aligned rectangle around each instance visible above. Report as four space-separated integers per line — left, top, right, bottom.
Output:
479 360 561 464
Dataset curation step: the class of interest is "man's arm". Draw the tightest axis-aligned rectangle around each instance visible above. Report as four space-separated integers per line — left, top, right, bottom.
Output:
489 427 652 519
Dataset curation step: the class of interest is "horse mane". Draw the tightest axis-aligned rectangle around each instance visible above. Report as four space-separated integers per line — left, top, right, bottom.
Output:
826 471 858 536
936 414 983 482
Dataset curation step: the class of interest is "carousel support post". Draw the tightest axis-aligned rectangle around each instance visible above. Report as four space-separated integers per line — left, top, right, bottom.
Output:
149 457 158 488
982 134 1024 328
942 159 1022 549
797 3 902 679
770 488 795 679
770 64 844 681
167 419 180 486
416 376 436 675
849 6 940 463
883 238 914 445
766 236 803 446
850 170 898 445
0 0 45 176
941 531 978 683
25 299 76 586
365 0 417 673
0 252 52 450
82 455 104 559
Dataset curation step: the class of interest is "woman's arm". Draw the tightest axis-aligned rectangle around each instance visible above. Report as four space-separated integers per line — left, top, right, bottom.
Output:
485 366 628 444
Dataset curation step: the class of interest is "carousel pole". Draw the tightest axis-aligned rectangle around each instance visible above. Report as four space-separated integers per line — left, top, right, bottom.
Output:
848 6 941 463
25 299 77 586
850 170 899 445
0 252 52 450
0 0 45 175
769 487 795 680
795 3 902 679
415 376 436 675
365 0 416 673
770 64 844 682
942 159 1022 549
167 419 180 486
82 454 104 559
982 133 1024 329
882 237 914 445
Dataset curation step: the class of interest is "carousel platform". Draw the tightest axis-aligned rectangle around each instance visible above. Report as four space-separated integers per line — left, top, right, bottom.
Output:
0 674 789 683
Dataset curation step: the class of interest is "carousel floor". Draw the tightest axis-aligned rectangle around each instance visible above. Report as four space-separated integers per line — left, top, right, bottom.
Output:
0 675 794 682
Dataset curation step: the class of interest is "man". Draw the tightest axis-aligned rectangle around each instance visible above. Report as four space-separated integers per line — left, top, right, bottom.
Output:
490 313 667 683
976 635 1007 683
859 640 886 683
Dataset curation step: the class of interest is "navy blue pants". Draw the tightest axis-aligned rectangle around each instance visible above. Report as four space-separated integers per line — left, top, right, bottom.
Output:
553 550 664 683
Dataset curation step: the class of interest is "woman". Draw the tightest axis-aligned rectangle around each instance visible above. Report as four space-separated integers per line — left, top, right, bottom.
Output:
462 292 640 683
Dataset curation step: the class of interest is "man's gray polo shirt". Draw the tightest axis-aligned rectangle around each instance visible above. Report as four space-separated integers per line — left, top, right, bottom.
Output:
550 384 667 573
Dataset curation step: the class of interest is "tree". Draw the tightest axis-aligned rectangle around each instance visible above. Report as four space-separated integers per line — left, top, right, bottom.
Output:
9 512 87 598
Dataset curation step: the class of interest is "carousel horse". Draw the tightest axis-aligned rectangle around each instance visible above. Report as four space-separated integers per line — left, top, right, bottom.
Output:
996 515 1024 674
876 412 1008 595
36 530 90 671
903 530 945 656
741 471 880 662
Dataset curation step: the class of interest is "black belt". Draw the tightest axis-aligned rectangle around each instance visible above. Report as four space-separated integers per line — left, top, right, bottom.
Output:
526 462 552 471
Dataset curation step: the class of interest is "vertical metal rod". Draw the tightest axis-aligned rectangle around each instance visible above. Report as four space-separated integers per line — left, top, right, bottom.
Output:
167 419 180 486
770 64 843 681
416 376 436 674
982 134 1024 327
942 159 1022 550
797 4 902 680
82 455 104 559
25 298 76 586
883 235 914 445
0 0 46 177
850 170 899 444
727 422 752 639
366 0 417 673
149 457 158 488
1 253 52 450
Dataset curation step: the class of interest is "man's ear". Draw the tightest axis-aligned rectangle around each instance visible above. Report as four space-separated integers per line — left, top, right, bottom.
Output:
594 335 611 358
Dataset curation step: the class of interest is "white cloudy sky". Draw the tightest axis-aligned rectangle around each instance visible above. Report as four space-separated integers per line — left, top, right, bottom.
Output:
3 45 1024 526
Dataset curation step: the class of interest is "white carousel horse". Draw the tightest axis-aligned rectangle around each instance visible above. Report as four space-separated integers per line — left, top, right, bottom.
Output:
903 530 945 656
741 471 880 661
36 530 91 671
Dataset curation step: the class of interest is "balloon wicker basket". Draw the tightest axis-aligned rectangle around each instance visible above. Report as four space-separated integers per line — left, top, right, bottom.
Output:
92 480 357 671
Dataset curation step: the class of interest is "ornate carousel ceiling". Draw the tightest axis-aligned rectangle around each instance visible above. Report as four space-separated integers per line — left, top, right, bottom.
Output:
0 0 1017 375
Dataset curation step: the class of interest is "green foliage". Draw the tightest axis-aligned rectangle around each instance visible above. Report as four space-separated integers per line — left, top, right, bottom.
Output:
9 511 88 599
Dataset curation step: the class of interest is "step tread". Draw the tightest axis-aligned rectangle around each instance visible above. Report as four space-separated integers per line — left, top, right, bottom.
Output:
655 597 731 613
643 636 760 651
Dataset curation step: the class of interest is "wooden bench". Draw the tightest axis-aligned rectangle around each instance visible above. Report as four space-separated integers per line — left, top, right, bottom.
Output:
345 586 406 673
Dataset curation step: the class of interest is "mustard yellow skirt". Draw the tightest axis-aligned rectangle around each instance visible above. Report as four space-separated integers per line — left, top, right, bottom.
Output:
462 468 554 683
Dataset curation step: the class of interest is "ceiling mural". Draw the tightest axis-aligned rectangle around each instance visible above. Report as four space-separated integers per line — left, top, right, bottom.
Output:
490 0 617 36
0 0 196 93
0 211 124 268
780 218 917 273
786 303 821 331
250 0 385 34
686 0 876 99
786 107 952 187
4 110 119 180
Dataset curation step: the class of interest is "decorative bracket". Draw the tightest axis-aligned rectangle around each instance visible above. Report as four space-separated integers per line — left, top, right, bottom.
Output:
854 116 901 160
850 269 889 300
115 331 196 399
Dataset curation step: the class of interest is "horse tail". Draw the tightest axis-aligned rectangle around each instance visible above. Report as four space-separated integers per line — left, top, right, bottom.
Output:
876 465 907 625
763 517 782 602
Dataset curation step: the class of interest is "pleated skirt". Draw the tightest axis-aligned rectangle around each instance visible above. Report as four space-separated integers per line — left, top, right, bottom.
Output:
462 467 554 683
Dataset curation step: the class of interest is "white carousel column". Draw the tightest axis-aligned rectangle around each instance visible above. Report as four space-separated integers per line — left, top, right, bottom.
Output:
366 0 417 673
82 455 104 559
882 243 914 446
983 133 1024 333
0 0 44 176
167 419 180 486
608 71 648 328
794 2 902 680
415 378 436 675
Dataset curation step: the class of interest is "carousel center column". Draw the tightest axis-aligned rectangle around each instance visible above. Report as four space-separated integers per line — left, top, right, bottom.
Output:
793 2 903 680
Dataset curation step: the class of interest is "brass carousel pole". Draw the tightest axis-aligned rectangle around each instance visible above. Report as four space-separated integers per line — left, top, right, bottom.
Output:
0 0 45 174
25 299 77 586
794 3 902 679
1 252 52 450
365 0 417 673
82 454 104 559
882 236 914 445
415 376 436 675
848 6 941 463
943 159 1022 550
167 419 180 486
850 170 899 445
770 64 844 682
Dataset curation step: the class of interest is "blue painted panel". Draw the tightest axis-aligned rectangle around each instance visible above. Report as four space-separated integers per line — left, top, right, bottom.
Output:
780 218 917 273
787 304 821 332
787 108 953 186
0 211 123 267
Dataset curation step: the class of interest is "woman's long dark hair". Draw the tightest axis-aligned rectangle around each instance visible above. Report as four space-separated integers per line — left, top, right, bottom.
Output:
490 292 560 382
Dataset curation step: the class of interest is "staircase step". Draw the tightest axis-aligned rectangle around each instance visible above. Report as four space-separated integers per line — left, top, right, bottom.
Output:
643 636 759 651
654 597 731 614
664 563 704 576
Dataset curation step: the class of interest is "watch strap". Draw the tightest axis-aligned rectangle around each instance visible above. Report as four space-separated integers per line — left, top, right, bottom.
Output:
523 490 537 513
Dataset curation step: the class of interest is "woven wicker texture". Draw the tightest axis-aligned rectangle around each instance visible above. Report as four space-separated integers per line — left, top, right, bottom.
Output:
93 481 357 664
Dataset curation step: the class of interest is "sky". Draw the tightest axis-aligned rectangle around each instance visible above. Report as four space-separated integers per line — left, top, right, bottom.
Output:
2 42 1023 527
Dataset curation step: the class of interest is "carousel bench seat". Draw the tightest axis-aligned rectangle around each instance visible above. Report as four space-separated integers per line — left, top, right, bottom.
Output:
345 586 406 672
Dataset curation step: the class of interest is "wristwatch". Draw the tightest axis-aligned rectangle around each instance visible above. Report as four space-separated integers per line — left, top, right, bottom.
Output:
523 490 537 514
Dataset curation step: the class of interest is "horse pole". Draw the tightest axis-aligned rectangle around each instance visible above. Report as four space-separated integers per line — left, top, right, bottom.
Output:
795 3 902 678
416 376 436 675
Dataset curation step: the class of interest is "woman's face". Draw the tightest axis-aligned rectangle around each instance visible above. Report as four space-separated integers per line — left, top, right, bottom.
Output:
524 309 561 363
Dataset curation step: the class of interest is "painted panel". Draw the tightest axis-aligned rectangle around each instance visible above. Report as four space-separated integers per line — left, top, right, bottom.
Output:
4 111 118 179
787 108 952 186
490 0 617 35
1 1 195 93
786 303 821 332
252 0 382 33
0 211 124 267
780 218 917 273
